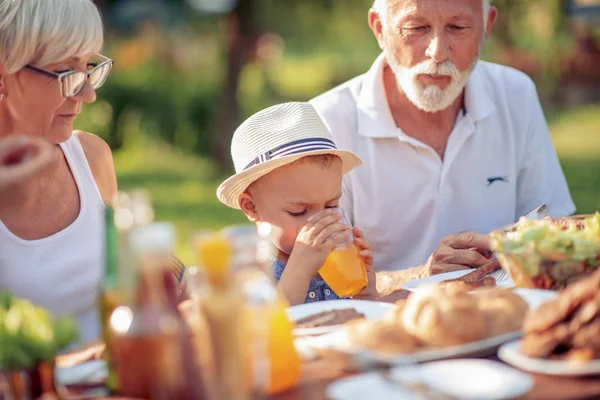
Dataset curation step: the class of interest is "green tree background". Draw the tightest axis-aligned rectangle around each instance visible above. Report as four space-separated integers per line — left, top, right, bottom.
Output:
76 0 600 263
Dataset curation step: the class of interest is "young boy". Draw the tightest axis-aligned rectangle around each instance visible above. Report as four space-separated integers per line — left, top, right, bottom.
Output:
217 102 378 305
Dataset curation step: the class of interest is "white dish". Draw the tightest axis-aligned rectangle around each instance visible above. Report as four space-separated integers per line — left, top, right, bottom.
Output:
302 326 522 365
402 268 515 291
300 289 557 364
287 299 395 336
327 359 533 400
499 340 600 377
55 360 108 386
327 372 421 400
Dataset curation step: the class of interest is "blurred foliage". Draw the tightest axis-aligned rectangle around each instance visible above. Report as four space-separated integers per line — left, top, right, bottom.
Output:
76 0 599 172
71 0 600 263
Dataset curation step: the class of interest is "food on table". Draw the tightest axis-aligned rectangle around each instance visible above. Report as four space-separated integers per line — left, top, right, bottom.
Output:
570 317 600 348
524 268 600 333
295 308 365 329
567 292 600 333
521 323 571 358
440 276 497 291
0 291 79 370
549 347 597 362
520 267 600 361
401 285 488 347
342 285 528 356
346 319 421 354
381 299 407 325
472 289 529 337
491 213 600 290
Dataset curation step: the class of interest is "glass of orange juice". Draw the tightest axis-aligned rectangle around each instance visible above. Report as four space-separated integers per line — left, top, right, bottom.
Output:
318 208 367 297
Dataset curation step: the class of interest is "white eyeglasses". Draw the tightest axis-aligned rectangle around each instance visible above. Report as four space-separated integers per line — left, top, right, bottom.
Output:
25 54 114 98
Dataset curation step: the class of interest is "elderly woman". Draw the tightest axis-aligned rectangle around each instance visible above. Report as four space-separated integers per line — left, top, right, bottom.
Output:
0 0 117 344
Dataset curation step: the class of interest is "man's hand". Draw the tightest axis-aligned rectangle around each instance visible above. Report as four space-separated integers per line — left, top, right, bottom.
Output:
421 232 493 277
0 135 57 191
352 226 378 299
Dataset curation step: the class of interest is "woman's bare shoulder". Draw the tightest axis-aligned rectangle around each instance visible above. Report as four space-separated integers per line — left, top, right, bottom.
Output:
74 131 117 204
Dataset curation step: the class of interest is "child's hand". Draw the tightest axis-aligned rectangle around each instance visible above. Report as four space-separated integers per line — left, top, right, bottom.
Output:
286 209 351 279
352 227 379 300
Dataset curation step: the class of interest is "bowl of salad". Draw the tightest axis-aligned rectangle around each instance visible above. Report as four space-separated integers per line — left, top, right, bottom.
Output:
491 213 600 290
0 291 79 399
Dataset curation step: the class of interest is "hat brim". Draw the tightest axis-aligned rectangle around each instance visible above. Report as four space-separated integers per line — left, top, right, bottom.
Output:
217 149 363 209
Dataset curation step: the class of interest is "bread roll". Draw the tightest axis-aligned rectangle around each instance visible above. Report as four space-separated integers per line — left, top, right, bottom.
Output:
401 285 487 346
472 288 529 337
346 319 420 355
381 299 407 325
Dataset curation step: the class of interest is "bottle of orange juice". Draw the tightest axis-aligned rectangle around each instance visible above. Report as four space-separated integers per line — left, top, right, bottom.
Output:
214 224 301 396
318 208 368 297
193 231 249 400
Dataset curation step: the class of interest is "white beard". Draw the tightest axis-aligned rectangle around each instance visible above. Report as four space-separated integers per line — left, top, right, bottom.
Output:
387 52 480 114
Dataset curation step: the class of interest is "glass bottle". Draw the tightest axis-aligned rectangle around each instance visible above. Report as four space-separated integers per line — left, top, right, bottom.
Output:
109 222 207 400
99 190 153 392
193 229 250 400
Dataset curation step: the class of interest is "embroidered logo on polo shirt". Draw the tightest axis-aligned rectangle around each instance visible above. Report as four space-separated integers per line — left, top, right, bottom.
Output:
487 176 509 186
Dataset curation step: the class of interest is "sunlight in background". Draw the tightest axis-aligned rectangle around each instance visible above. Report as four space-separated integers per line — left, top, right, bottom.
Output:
74 0 600 265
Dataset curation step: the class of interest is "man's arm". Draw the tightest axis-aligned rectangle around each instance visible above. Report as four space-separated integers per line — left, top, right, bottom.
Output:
374 232 494 295
376 266 424 296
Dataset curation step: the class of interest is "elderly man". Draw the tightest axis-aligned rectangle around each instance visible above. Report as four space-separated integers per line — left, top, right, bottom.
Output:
310 0 575 286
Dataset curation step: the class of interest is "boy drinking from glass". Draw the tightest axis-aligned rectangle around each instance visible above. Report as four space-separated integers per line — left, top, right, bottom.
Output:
217 102 378 305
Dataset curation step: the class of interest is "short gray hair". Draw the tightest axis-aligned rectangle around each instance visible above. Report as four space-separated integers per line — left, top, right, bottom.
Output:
373 0 492 26
0 0 104 74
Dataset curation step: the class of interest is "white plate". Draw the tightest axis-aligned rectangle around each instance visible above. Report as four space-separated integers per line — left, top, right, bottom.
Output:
55 360 108 386
287 299 395 336
300 289 557 364
327 372 421 400
305 327 523 365
327 359 533 400
499 340 600 377
402 268 516 291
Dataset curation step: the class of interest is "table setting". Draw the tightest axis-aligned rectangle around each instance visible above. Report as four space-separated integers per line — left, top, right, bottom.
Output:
2 207 600 400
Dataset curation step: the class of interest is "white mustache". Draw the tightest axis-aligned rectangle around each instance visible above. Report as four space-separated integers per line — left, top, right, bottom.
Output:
410 60 461 79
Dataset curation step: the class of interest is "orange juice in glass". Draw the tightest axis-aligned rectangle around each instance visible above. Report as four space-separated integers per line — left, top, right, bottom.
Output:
318 208 367 297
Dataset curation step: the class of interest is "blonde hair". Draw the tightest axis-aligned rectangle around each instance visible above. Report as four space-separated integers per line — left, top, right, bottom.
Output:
373 0 492 27
0 0 104 74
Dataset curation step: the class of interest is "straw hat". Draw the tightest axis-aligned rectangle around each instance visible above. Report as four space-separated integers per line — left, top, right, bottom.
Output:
217 102 363 209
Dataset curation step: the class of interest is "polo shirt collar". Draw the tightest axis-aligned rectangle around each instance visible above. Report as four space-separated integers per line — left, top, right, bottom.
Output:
356 53 495 138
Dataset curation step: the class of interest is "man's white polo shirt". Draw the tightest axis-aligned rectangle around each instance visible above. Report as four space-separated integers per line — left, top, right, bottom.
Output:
310 54 576 272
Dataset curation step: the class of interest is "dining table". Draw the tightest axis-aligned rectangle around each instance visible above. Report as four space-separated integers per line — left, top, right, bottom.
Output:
61 289 600 400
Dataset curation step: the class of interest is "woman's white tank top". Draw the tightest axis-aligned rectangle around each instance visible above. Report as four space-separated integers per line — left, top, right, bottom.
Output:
0 134 105 345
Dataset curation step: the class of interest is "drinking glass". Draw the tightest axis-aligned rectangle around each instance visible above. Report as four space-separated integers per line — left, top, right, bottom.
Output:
318 208 368 297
